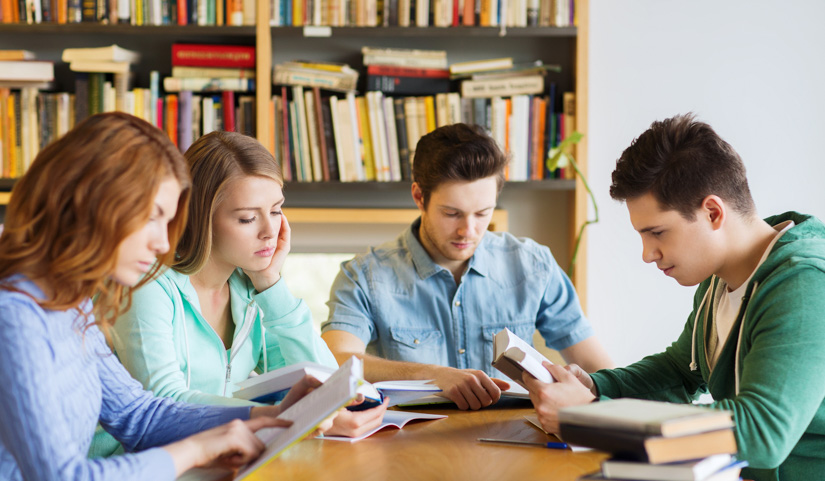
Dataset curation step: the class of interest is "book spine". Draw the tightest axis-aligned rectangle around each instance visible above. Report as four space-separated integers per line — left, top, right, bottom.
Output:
311 87 330 181
392 97 410 181
303 89 323 181
319 96 338 181
382 96 401 181
163 77 252 92
366 75 450 96
178 90 193 151
273 66 357 92
172 66 255 78
279 86 292 181
222 90 235 131
362 55 447 70
365 65 450 78
461 75 545 98
171 44 256 68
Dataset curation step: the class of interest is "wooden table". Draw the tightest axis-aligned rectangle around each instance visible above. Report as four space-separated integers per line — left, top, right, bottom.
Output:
247 400 607 481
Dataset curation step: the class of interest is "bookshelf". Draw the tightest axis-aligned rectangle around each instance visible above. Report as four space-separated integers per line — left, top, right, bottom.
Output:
0 0 590 303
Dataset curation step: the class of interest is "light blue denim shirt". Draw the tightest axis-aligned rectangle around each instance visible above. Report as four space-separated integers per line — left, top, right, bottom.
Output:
322 218 594 378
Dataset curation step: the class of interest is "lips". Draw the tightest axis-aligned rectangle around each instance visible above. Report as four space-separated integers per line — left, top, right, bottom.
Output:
452 241 473 249
255 247 275 257
661 266 674 276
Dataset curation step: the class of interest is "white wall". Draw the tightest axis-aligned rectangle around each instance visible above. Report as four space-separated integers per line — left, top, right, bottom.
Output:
587 0 825 366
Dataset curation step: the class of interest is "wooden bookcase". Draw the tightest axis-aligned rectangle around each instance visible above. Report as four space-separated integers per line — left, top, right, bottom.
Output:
0 0 590 303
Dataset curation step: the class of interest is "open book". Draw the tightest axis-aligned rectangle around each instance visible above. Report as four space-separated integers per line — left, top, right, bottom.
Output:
319 410 446 443
178 356 364 481
491 327 554 388
233 362 443 409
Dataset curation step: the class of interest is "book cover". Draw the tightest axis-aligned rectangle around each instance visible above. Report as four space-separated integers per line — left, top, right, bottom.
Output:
601 454 735 481
320 411 446 443
558 398 734 438
559 423 737 465
171 44 255 68
366 75 451 96
366 64 450 79
491 327 554 388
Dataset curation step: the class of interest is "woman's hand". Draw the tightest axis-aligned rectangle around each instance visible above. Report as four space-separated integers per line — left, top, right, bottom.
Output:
326 396 390 437
164 416 293 476
244 213 292 293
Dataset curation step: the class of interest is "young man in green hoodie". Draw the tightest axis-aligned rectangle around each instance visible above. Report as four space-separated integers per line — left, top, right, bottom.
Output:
522 114 825 481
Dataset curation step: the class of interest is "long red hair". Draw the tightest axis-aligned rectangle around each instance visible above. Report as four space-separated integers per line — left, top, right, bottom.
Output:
0 112 191 329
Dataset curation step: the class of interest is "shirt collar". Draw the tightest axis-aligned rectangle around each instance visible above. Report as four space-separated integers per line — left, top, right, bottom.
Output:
403 218 490 280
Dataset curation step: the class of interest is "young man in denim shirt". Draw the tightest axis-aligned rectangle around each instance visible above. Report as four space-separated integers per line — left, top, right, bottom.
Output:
322 123 613 410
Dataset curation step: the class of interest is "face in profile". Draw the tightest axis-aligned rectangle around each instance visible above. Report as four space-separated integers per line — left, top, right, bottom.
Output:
113 177 182 286
210 175 285 272
626 192 722 287
415 176 498 269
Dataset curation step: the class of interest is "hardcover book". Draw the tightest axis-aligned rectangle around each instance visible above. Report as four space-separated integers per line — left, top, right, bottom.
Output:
491 327 554 388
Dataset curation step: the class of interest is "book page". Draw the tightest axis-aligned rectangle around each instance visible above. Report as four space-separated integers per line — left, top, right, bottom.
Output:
319 411 446 443
234 357 362 479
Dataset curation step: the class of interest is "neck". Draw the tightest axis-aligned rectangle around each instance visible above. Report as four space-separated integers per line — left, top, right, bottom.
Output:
717 214 778 291
191 257 234 292
416 224 469 282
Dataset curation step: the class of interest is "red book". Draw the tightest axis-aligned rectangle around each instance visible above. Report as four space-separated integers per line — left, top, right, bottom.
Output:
365 65 450 79
222 90 236 132
176 0 187 25
452 0 459 26
171 44 256 68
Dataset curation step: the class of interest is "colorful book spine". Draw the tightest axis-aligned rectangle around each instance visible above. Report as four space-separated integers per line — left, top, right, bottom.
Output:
171 44 256 68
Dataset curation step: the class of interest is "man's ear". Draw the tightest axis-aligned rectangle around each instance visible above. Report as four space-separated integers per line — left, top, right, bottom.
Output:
411 182 425 211
701 195 726 231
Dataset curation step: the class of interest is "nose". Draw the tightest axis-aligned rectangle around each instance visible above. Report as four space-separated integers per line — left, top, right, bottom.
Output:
260 215 280 239
457 216 474 238
151 226 171 255
641 239 660 264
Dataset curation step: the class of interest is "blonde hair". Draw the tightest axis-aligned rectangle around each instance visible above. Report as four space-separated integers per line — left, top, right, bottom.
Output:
174 131 283 274
0 112 191 329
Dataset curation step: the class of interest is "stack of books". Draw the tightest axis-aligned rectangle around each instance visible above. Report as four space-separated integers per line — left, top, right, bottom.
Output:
363 46 451 96
0 50 55 178
63 44 140 116
558 399 746 481
165 43 256 93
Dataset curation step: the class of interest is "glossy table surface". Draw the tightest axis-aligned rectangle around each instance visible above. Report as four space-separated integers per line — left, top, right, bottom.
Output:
246 399 607 481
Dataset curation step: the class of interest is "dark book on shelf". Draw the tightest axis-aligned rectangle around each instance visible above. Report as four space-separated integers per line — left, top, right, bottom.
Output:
366 75 450 96
559 423 737 465
279 86 292 182
319 96 339 182
392 97 411 180
311 87 331 181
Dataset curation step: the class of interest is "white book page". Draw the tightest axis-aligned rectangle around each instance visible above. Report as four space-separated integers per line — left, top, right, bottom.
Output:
319 411 446 443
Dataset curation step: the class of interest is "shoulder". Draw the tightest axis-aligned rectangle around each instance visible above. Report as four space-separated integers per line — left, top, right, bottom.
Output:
0 288 48 332
480 232 557 268
344 234 412 273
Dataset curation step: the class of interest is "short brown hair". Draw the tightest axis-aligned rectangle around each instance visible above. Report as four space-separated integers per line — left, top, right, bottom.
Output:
0 112 191 328
610 114 755 219
174 131 282 274
412 123 508 207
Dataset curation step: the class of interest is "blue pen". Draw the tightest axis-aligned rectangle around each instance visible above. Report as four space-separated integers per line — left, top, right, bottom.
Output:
478 438 569 449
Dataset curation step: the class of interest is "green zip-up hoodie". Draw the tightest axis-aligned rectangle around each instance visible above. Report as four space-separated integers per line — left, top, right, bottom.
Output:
591 212 825 481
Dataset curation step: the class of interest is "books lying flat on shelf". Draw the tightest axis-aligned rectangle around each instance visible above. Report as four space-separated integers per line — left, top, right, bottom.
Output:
172 66 256 78
233 361 443 408
0 61 54 82
69 61 131 74
0 50 35 61
449 57 514 75
361 46 448 69
491 327 554 388
162 77 254 92
273 62 359 92
559 424 737 465
62 44 140 64
320 410 447 442
600 454 736 481
558 399 734 438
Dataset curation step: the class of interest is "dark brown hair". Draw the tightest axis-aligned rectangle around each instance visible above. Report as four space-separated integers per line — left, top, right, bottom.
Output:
174 131 283 274
610 113 755 219
0 112 191 329
412 123 508 207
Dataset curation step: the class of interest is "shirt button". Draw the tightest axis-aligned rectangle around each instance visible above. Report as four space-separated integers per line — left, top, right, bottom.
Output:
458 348 466 354
414 339 420 344
454 301 461 307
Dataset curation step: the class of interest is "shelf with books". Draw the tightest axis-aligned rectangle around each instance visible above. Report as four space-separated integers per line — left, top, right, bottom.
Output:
269 26 577 38
0 24 255 35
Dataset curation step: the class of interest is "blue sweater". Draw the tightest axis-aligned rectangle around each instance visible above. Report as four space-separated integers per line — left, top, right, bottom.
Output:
0 276 251 481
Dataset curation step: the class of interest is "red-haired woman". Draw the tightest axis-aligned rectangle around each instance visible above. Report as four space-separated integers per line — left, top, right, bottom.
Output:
0 113 322 481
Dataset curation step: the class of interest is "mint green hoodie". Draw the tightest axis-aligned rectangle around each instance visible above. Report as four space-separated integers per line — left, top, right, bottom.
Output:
591 212 825 481
89 267 338 457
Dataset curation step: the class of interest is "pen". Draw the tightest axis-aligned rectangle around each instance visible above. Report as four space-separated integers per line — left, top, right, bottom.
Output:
478 438 569 449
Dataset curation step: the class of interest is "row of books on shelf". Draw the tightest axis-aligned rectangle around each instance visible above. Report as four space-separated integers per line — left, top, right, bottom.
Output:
0 0 574 26
559 398 747 481
267 86 575 183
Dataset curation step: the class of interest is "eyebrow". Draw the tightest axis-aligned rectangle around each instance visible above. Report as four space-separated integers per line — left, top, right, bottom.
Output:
638 225 663 234
232 197 285 212
437 204 496 213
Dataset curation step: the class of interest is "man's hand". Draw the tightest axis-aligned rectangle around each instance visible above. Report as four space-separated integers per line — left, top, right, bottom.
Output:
432 367 510 410
522 361 595 434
